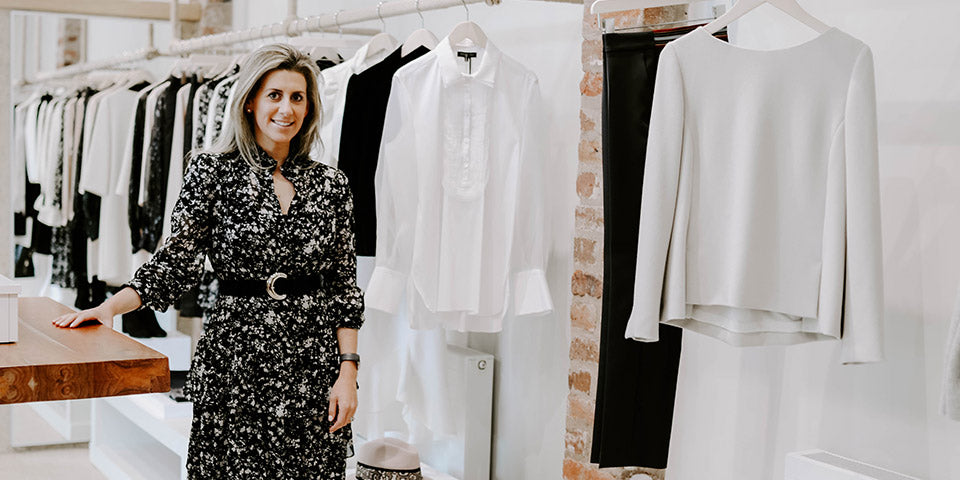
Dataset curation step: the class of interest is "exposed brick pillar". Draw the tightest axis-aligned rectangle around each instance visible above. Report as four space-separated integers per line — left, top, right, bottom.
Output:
565 4 688 480
192 0 233 38
56 18 84 68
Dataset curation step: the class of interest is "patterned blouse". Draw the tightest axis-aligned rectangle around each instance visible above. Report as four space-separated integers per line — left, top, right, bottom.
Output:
127 147 364 420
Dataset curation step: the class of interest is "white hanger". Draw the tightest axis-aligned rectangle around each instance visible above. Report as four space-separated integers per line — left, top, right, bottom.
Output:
364 32 399 61
365 2 399 61
447 0 487 49
447 21 487 49
703 0 830 34
402 0 439 57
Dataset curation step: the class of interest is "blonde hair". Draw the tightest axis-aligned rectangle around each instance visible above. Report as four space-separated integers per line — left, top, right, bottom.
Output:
209 43 323 170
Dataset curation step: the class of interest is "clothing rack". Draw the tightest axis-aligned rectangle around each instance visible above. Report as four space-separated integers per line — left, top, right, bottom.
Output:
168 0 503 54
21 0 510 84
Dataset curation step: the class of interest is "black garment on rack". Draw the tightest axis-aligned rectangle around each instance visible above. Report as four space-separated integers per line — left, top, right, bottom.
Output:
183 77 198 165
127 89 151 253
140 79 184 253
590 26 727 469
317 58 340 71
337 46 431 257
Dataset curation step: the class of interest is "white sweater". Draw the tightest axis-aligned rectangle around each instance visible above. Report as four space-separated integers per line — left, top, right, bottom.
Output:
626 27 883 364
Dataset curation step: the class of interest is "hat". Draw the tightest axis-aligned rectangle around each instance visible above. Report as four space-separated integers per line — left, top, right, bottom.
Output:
353 438 423 480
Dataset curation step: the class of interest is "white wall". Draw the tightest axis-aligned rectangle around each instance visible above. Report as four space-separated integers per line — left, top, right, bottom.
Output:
665 1 960 479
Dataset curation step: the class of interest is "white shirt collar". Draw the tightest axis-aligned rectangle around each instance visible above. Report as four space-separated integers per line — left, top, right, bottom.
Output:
436 36 500 88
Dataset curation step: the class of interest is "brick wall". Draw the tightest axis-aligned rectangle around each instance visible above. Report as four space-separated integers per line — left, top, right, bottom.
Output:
56 19 84 68
564 4 687 480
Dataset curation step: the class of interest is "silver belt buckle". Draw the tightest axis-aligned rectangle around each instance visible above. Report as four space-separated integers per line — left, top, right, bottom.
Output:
266 272 288 300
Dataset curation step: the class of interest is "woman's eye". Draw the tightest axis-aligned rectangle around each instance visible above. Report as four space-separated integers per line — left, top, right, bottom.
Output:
292 93 303 102
267 91 280 100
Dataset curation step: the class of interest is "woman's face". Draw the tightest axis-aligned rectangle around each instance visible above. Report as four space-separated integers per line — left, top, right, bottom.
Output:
246 69 309 157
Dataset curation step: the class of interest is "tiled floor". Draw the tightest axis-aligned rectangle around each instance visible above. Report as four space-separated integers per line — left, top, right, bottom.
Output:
0 405 107 480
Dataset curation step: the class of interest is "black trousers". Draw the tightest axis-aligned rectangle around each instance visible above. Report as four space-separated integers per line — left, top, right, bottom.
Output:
591 27 694 469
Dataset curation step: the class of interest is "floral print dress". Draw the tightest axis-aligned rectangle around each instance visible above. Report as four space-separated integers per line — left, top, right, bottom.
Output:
126 148 364 479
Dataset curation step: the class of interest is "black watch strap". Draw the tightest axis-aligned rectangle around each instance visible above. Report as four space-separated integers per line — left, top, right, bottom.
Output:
339 353 360 368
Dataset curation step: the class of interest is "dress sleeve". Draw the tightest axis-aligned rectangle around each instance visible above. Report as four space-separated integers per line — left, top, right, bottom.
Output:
124 153 216 311
840 45 884 364
365 77 417 314
512 78 553 316
625 44 685 343
328 170 365 330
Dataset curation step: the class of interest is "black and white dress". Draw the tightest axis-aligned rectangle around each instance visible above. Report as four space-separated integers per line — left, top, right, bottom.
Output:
126 148 364 479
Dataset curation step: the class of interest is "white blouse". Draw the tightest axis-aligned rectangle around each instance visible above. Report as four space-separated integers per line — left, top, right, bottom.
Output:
627 27 884 364
79 88 142 285
365 37 553 332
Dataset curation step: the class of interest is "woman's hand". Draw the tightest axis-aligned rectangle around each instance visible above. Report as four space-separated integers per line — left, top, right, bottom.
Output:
327 363 358 433
52 305 115 329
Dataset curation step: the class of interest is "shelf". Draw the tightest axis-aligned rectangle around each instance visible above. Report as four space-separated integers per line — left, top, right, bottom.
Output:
91 397 190 480
101 396 191 455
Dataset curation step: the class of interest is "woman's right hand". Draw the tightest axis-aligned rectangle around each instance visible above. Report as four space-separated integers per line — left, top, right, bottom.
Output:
52 304 115 329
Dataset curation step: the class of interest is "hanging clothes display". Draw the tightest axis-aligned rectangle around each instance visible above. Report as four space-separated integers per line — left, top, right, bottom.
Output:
365 36 553 333
338 45 431 257
627 27 883 365
592 24 727 470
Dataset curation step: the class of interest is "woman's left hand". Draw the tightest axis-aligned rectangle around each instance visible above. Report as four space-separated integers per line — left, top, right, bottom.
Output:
327 364 358 433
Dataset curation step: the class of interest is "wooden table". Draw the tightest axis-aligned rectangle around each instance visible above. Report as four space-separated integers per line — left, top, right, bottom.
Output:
0 297 170 404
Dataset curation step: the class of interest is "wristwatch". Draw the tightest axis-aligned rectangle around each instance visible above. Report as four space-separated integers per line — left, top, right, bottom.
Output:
339 353 360 369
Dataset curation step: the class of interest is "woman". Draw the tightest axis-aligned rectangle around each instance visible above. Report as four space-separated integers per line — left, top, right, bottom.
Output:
53 44 364 479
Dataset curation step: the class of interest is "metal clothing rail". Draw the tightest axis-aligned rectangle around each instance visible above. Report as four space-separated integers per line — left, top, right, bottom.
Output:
168 0 502 55
27 47 161 83
22 0 506 84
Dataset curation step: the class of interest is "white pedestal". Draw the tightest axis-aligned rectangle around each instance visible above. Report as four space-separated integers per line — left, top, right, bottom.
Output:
90 396 191 480
9 399 91 447
785 450 920 480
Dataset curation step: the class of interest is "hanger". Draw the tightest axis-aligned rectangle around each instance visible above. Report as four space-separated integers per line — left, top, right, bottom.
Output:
447 1 487 49
402 0 439 57
365 2 399 61
287 36 344 62
702 0 830 34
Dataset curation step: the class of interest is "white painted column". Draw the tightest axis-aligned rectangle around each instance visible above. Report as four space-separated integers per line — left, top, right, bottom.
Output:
0 9 12 278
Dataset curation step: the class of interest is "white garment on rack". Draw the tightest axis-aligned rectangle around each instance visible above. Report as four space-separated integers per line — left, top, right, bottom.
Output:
943 283 960 420
36 97 66 227
625 27 883 364
22 98 42 184
316 40 396 167
12 98 35 215
220 80 239 145
60 97 82 224
366 37 553 333
82 87 141 284
78 85 125 280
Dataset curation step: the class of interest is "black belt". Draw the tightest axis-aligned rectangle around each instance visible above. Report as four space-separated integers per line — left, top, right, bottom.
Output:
218 273 325 300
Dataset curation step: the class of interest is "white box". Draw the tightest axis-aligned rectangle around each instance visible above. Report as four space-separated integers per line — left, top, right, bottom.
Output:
0 274 22 343
785 450 920 480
